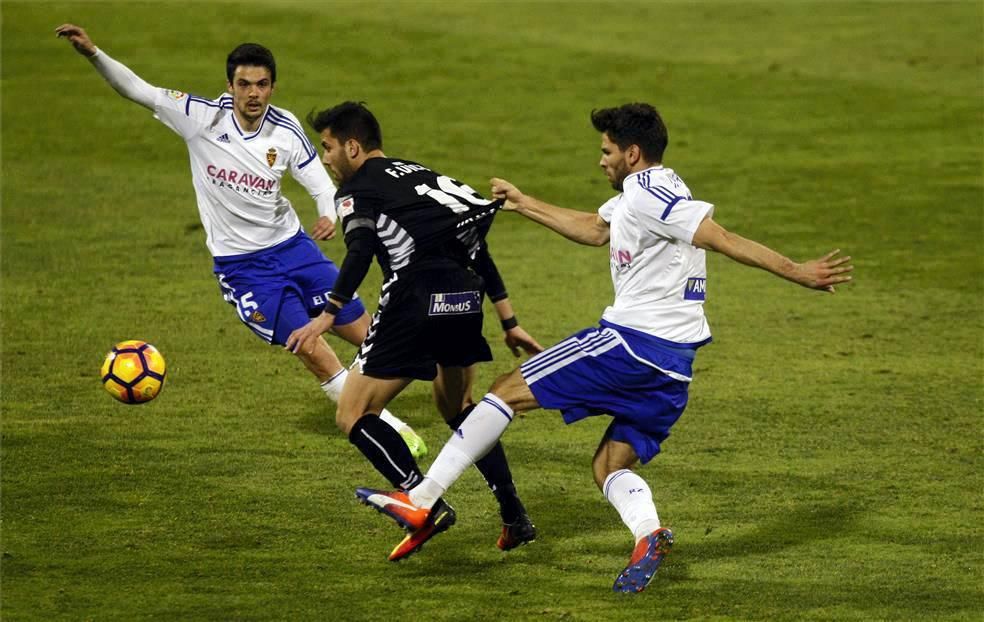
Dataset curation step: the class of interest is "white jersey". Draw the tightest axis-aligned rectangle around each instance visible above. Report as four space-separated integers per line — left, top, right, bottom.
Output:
153 90 335 257
599 166 714 346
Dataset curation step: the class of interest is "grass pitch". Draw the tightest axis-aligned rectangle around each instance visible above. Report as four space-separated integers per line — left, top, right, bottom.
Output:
2 1 982 620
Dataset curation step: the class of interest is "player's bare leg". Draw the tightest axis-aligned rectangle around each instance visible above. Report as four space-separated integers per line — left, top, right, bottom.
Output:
432 364 474 422
593 431 673 593
335 370 412 434
434 365 537 551
301 313 425 458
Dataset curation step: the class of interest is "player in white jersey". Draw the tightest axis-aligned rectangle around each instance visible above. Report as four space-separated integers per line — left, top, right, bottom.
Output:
356 103 854 590
55 24 426 457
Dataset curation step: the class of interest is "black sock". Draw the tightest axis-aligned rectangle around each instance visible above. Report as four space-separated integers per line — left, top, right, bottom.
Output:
349 414 422 490
447 406 527 523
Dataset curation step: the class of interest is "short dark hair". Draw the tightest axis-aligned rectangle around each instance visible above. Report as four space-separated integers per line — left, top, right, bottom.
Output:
590 103 668 162
306 101 383 152
226 43 276 83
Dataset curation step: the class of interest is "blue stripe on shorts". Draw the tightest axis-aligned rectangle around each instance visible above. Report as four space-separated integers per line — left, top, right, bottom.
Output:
213 229 365 345
520 324 696 463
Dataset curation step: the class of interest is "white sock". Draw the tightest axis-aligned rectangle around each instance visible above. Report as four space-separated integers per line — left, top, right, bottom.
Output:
378 410 406 432
603 469 661 542
408 393 514 509
320 369 407 432
319 368 347 401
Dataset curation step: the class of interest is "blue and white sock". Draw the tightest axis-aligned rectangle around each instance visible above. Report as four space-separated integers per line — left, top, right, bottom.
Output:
409 393 514 508
604 469 661 542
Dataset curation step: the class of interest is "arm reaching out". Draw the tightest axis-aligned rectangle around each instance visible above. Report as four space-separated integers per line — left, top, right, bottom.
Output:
55 23 96 57
491 177 609 246
55 24 157 110
692 216 853 293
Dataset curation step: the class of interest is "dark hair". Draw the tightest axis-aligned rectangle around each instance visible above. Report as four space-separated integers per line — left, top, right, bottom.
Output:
590 103 668 162
226 43 276 83
306 101 383 151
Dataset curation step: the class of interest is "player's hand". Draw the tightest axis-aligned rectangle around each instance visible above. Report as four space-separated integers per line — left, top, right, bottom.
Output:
285 313 335 354
310 216 336 241
504 326 544 357
490 178 524 211
55 24 97 57
794 249 854 293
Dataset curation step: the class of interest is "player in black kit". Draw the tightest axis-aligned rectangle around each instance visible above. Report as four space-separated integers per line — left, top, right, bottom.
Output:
286 101 541 560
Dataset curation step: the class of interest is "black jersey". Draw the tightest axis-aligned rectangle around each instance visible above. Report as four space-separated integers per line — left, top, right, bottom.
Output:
329 157 502 304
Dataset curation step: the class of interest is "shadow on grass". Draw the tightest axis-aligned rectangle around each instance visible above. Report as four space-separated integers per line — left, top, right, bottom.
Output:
681 500 863 563
657 502 980 617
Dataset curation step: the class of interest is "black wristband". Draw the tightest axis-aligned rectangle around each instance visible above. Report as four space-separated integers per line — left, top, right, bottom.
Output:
324 301 342 316
501 316 518 330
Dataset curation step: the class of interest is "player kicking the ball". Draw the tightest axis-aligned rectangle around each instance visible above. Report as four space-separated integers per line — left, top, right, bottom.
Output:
357 103 853 591
286 102 543 556
55 25 426 457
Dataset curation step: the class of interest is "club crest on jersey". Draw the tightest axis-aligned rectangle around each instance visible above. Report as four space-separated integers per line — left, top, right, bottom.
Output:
336 195 355 220
428 291 481 316
251 310 267 323
266 148 277 167
166 90 187 100
684 277 706 301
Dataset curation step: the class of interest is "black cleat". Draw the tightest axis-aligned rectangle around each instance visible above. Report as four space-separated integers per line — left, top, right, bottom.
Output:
497 513 537 551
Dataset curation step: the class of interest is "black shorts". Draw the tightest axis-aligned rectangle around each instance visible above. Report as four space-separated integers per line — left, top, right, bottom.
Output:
354 264 493 381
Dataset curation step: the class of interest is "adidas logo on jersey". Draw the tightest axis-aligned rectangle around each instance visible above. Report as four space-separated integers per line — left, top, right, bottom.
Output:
216 133 231 143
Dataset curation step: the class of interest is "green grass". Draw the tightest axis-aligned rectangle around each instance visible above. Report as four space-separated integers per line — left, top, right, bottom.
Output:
3 1 982 619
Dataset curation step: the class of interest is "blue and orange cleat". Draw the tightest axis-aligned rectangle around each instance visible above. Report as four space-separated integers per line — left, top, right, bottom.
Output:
612 527 674 593
387 497 456 561
355 488 457 561
355 488 430 530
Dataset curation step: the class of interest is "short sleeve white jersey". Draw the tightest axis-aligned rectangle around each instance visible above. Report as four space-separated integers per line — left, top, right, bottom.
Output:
598 166 714 346
152 89 335 257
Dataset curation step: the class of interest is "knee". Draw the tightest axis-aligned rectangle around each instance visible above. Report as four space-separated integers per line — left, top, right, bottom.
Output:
335 404 361 435
487 369 527 411
487 371 512 395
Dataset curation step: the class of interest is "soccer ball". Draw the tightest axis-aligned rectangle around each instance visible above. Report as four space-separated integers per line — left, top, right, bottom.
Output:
101 340 167 404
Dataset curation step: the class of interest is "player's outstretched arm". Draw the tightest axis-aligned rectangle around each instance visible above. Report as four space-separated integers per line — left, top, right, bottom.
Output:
55 23 156 110
692 216 853 293
491 178 609 246
54 23 96 56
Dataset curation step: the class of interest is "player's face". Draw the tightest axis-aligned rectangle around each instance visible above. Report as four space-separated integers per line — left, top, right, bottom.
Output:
319 129 356 184
227 65 274 126
599 133 631 191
